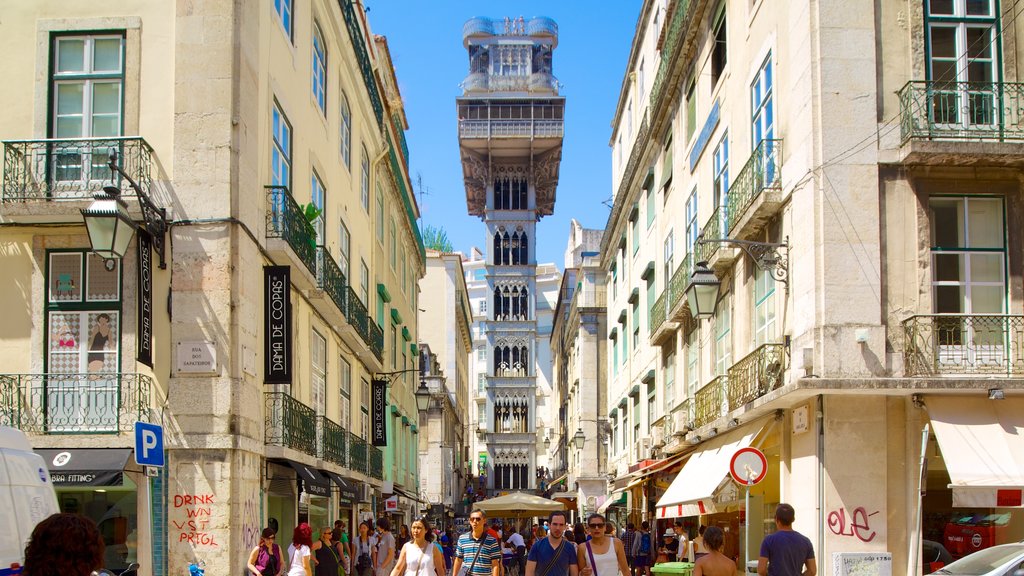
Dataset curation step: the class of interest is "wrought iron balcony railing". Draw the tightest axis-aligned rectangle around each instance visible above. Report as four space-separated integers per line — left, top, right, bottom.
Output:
650 290 668 339
317 415 348 468
348 431 368 473
0 373 154 434
650 0 690 114
264 392 317 456
369 319 384 362
697 207 726 263
346 285 370 340
266 186 318 278
898 81 1024 143
725 139 782 227
694 375 727 429
903 314 1024 376
3 137 153 201
650 254 692 339
316 247 348 317
369 445 383 479
727 343 786 410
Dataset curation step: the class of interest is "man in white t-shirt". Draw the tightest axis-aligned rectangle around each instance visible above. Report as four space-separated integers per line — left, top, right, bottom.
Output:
507 527 526 575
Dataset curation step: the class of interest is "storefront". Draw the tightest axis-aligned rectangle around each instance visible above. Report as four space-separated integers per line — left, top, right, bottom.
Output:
36 448 144 573
266 459 331 538
324 471 360 533
922 396 1024 560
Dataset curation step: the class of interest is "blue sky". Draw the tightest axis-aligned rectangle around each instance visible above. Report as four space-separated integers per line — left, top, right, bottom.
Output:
367 1 639 268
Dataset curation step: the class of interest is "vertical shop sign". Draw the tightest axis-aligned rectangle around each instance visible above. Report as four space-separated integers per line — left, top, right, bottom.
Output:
137 232 154 367
264 266 291 383
371 378 388 446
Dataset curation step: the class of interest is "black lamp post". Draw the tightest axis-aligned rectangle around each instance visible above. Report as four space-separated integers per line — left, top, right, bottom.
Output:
572 428 586 450
684 261 722 319
415 380 431 412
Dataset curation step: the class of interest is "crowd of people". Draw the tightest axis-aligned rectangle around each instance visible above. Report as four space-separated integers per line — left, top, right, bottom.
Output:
17 503 814 576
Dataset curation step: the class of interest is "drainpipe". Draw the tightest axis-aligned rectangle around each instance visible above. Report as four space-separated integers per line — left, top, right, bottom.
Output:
816 394 825 573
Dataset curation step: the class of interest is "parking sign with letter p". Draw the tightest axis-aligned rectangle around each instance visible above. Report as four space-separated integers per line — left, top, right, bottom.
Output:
134 421 165 467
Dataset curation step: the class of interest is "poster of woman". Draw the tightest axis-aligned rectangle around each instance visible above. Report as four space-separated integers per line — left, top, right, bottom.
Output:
87 312 116 373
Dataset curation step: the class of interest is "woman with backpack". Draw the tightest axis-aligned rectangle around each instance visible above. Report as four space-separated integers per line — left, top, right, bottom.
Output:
248 527 284 576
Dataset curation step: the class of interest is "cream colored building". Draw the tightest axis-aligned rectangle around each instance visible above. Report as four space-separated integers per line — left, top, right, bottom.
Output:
0 1 423 574
603 0 1024 574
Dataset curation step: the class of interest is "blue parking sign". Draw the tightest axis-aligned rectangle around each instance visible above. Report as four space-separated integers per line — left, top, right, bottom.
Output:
134 422 165 467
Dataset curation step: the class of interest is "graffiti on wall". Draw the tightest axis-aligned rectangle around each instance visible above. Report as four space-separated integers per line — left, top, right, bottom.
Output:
827 506 879 542
241 494 261 550
172 494 219 547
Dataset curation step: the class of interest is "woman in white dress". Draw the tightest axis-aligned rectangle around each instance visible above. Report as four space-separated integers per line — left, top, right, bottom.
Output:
578 513 630 576
388 518 445 576
287 523 314 576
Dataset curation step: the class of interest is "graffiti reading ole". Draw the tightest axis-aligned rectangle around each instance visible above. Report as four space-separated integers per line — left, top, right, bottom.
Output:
828 507 879 542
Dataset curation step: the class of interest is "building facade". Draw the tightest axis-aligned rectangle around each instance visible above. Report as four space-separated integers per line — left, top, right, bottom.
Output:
603 0 1024 573
0 1 423 574
416 250 472 521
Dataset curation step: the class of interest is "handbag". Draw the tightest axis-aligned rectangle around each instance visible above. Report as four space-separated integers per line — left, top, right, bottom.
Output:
585 542 598 576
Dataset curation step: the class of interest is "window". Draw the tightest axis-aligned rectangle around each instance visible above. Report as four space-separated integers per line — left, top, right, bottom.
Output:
646 182 656 229
611 333 619 377
714 292 732 375
360 378 370 439
391 324 398 369
751 55 774 146
647 383 656 430
685 188 699 257
360 260 369 305
46 251 122 432
632 396 640 446
311 171 325 245
360 146 370 212
632 300 640 350
686 326 699 398
272 102 292 188
339 356 351 429
754 266 776 346
312 22 327 114
663 231 674 285
477 373 486 394
617 134 623 170
646 275 656 326
713 133 729 228
338 221 350 279
626 99 633 140
477 403 487 431
273 0 293 39
477 347 486 361
685 75 697 142
51 34 124 184
390 218 397 268
490 44 531 77
664 350 676 411
376 188 385 243
376 293 385 326
611 418 618 454
492 176 528 210
930 196 1005 316
620 316 628 362
479 300 487 314
401 248 407 294
311 329 327 415
340 93 352 169
631 218 639 257
711 5 727 88
638 59 645 97
926 0 997 128
661 133 674 191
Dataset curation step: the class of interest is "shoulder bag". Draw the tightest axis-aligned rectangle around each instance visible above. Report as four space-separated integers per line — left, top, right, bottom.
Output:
585 542 598 576
457 535 486 576
536 539 566 576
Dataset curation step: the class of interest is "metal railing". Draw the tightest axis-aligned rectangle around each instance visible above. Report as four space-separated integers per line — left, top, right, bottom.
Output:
349 431 368 473
264 392 317 456
694 375 727 429
318 415 348 468
697 207 726 263
316 247 348 317
725 139 782 227
369 319 384 362
369 445 383 479
650 290 668 339
346 286 370 342
898 81 1024 143
902 314 1024 376
3 137 153 201
266 186 318 278
0 373 154 434
458 119 564 139
650 0 691 114
340 0 383 127
727 343 786 410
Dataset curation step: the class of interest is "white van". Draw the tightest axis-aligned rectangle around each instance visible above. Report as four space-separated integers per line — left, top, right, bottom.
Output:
0 426 60 573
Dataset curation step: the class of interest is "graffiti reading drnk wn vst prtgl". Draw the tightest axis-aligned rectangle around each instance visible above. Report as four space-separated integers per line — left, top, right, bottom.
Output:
173 494 219 547
827 507 878 542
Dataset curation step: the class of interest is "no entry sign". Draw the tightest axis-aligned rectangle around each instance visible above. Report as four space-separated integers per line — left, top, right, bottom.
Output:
730 447 768 485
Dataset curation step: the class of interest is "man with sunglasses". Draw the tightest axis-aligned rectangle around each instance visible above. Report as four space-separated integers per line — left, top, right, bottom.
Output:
453 509 502 576
526 511 578 576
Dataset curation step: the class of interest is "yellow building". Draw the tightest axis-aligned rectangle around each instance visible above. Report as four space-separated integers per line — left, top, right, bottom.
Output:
0 1 423 574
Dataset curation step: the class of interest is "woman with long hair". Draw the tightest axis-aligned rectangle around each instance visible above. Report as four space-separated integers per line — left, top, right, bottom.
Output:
577 513 630 576
312 525 341 576
692 527 735 576
248 527 284 576
287 523 314 576
388 517 445 576
23 513 104 576
355 521 375 576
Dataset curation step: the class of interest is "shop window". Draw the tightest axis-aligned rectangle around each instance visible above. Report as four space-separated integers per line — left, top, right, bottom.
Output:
57 476 138 572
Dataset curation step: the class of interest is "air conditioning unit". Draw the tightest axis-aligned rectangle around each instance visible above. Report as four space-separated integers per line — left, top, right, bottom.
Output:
360 484 374 502
672 411 689 437
638 437 652 457
651 426 665 448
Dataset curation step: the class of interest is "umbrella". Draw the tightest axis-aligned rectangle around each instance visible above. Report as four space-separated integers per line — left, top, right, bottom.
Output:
474 492 566 518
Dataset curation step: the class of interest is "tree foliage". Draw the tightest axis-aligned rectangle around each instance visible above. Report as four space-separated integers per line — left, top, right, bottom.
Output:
422 224 454 253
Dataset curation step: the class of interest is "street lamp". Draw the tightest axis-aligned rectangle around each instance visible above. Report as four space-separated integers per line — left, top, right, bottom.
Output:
572 428 586 450
684 261 721 319
415 380 431 412
81 149 168 268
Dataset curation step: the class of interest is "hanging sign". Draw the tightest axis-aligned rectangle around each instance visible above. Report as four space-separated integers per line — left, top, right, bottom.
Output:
136 231 153 367
371 378 388 446
264 266 291 383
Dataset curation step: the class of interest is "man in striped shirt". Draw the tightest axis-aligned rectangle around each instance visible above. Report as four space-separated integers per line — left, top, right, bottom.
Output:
453 509 502 576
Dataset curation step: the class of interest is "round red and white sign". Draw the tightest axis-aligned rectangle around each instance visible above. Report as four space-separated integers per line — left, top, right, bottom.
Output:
730 447 768 485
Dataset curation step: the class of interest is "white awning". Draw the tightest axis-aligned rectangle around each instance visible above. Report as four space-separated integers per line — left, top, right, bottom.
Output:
655 423 764 519
928 396 1024 508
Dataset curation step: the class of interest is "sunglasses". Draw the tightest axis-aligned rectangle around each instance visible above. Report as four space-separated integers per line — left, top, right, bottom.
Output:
469 517 484 522
588 524 605 529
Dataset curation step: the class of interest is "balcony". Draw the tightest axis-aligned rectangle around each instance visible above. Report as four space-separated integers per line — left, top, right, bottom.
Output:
265 186 318 285
694 375 727 429
369 319 384 363
458 119 564 139
313 246 348 327
264 392 317 457
726 343 786 410
369 445 383 480
724 139 783 241
897 81 1024 166
650 255 692 345
348 431 368 474
0 373 155 434
903 314 1024 377
697 207 739 273
317 415 348 468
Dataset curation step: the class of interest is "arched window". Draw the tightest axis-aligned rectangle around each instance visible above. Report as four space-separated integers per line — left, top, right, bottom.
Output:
518 233 529 265
360 145 370 211
519 288 529 319
493 231 503 265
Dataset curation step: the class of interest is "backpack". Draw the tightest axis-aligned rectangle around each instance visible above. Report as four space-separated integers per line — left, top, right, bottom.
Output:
639 533 651 554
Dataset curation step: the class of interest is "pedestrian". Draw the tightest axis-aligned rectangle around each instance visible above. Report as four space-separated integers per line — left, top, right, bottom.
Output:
390 517 446 576
672 522 689 563
452 509 502 576
692 526 707 561
629 522 652 576
355 522 375 576
337 521 353 576
248 527 284 576
525 511 578 576
507 525 527 576
440 532 455 571
693 527 734 576
621 523 637 576
313 525 341 576
375 518 397 576
757 504 816 576
577 513 629 576
655 529 677 564
23 513 104 576
606 521 617 538
572 523 588 545
286 523 314 576
396 524 411 551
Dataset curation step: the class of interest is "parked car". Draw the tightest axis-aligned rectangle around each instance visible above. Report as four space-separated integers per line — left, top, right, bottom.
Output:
930 543 1024 576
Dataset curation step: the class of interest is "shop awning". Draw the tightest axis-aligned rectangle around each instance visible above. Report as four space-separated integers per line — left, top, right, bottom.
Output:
598 491 628 514
36 448 132 486
655 423 765 519
322 470 360 502
928 396 1024 508
284 460 330 497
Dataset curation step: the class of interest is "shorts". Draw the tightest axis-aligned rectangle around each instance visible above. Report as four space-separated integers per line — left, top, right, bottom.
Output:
634 556 650 568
